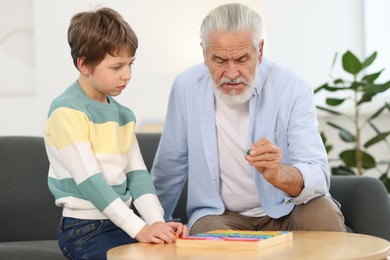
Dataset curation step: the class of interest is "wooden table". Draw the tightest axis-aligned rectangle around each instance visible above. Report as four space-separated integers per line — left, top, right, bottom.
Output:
107 231 390 260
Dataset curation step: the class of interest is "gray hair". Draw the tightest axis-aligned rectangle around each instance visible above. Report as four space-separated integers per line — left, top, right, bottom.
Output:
200 3 263 50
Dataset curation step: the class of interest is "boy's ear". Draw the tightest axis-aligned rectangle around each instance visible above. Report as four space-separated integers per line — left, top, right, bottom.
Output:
77 57 90 75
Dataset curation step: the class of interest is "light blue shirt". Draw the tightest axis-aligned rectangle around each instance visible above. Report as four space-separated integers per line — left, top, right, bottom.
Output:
151 60 330 228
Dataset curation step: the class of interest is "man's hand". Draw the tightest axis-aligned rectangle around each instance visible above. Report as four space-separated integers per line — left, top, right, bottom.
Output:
245 137 304 196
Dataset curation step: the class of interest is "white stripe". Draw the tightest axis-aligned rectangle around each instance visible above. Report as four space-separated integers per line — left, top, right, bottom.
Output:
125 139 148 172
133 194 165 224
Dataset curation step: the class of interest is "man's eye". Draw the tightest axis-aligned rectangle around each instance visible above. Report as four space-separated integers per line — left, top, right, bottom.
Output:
215 58 225 64
238 57 248 63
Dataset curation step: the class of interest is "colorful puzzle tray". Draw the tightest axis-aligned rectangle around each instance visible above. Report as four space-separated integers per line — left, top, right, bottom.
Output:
176 230 293 250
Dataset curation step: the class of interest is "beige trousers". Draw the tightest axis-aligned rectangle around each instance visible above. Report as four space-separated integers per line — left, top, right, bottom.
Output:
190 196 346 235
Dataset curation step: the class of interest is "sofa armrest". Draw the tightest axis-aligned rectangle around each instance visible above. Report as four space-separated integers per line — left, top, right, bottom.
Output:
330 175 390 241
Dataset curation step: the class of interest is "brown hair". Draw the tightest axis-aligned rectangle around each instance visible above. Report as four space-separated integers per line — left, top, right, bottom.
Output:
67 7 138 70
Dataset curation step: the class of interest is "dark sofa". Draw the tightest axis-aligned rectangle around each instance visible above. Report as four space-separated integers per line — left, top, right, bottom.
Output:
1 134 389 259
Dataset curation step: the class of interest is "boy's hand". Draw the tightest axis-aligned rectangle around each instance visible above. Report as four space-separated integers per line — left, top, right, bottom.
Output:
166 222 188 238
135 221 176 244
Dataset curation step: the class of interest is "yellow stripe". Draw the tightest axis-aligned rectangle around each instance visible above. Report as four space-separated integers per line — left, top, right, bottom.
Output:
45 108 90 149
91 121 135 154
45 107 136 155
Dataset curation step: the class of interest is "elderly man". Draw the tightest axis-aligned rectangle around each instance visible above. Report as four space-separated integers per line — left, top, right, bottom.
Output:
151 3 346 235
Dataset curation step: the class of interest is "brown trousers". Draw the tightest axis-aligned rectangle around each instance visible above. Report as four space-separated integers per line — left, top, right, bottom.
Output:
190 196 346 235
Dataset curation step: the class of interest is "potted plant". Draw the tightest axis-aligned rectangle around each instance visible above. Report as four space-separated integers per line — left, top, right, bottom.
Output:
314 50 390 192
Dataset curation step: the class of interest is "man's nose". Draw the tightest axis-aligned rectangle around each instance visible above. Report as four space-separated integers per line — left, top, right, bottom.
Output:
224 61 239 79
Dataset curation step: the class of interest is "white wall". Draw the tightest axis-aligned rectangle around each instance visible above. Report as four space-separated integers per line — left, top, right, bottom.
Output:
0 0 388 138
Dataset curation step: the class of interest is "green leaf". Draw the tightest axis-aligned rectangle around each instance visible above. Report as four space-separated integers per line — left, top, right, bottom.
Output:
333 79 344 84
313 83 327 94
349 81 361 91
320 131 333 153
357 94 373 105
324 85 347 92
330 52 338 71
379 173 390 193
368 121 380 135
327 122 356 142
331 165 356 176
378 81 390 93
361 81 390 95
363 70 383 83
339 149 376 169
326 98 346 106
325 144 333 154
361 51 377 69
380 173 389 182
368 105 386 120
326 122 346 131
339 130 356 142
364 132 390 148
342 51 362 75
320 131 328 143
316 105 343 115
360 84 379 95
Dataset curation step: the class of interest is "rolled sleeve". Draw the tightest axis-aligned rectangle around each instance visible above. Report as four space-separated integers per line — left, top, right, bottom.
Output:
283 162 329 205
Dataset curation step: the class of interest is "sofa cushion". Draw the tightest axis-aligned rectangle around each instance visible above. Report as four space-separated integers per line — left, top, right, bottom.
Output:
330 175 390 241
0 240 64 260
0 136 62 242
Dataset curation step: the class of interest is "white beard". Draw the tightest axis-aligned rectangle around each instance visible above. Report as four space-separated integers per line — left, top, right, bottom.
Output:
212 76 255 105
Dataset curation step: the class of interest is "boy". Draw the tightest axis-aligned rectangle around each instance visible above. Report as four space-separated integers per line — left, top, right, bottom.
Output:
44 7 187 259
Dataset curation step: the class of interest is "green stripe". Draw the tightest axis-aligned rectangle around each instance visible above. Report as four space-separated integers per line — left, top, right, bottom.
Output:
48 175 132 211
48 82 136 126
126 170 156 199
112 181 132 201
78 174 118 211
48 177 83 200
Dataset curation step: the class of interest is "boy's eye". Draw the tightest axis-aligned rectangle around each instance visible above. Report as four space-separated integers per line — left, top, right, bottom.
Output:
111 65 122 70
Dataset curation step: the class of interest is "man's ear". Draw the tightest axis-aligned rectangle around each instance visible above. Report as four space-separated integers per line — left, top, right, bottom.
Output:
200 42 207 65
258 39 264 64
77 57 90 75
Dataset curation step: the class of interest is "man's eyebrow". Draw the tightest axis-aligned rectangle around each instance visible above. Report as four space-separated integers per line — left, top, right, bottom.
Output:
237 53 250 60
211 54 225 60
211 53 251 61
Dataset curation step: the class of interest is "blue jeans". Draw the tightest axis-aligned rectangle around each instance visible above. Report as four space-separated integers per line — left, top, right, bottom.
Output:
58 217 137 260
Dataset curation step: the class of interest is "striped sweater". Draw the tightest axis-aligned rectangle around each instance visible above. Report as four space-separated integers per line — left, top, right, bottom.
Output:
44 81 164 238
